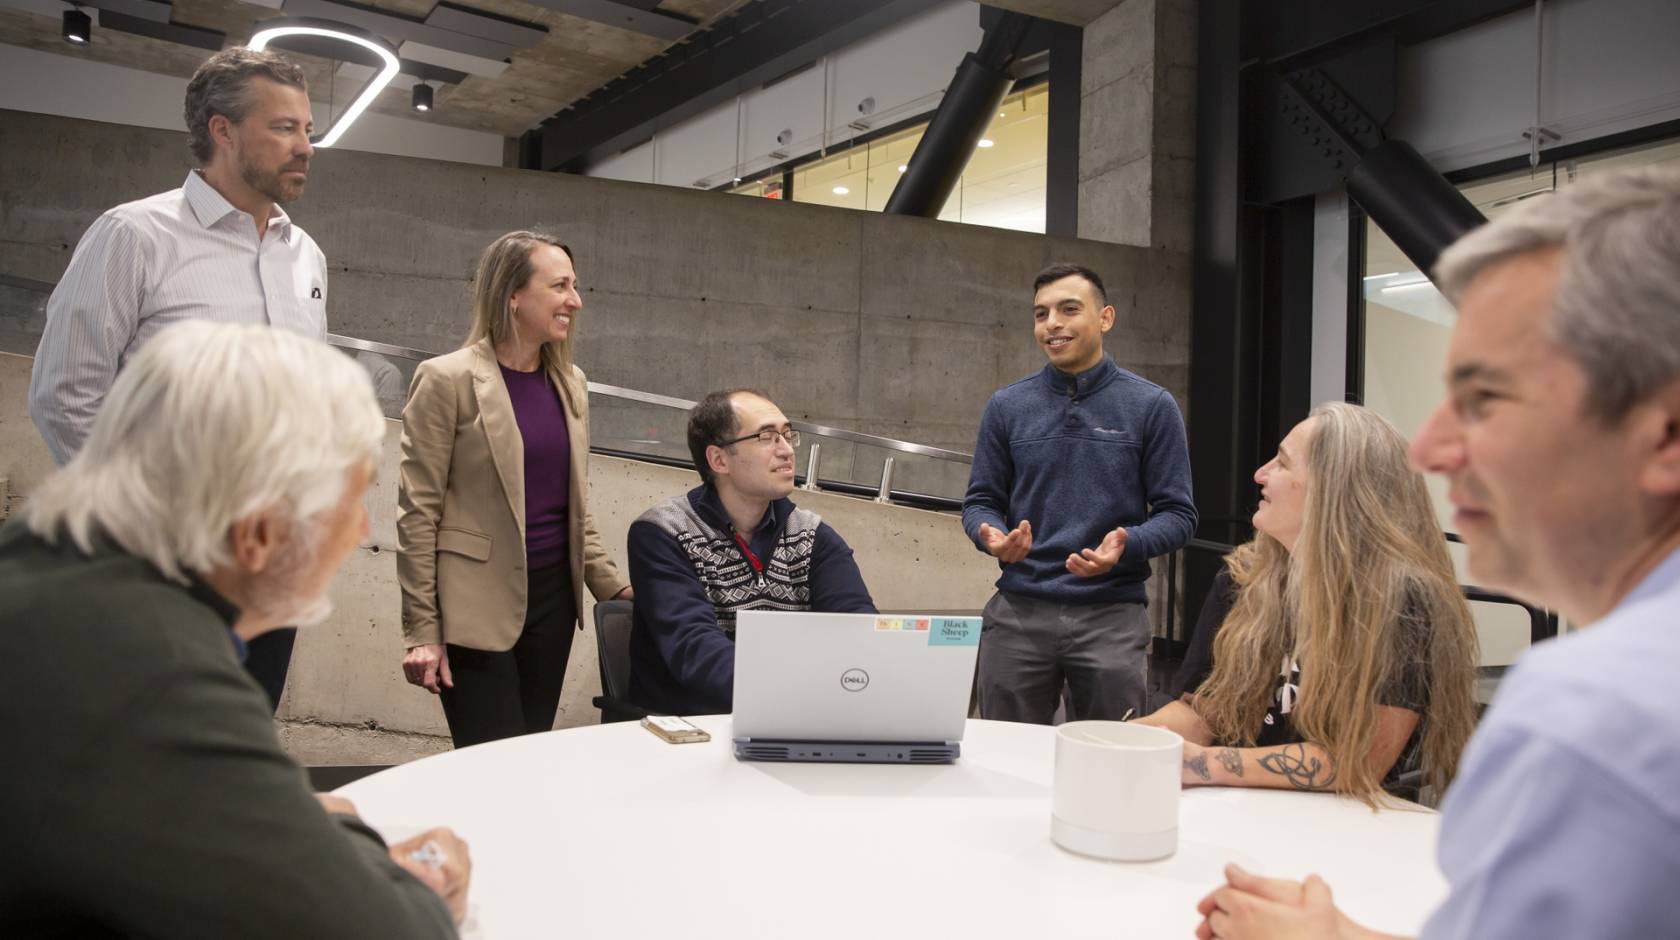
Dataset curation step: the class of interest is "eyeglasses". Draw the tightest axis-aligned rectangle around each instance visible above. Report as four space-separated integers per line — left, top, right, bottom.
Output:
719 427 801 449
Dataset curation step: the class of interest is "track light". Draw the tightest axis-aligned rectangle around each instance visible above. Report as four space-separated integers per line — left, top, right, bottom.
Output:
412 82 433 112
62 7 91 45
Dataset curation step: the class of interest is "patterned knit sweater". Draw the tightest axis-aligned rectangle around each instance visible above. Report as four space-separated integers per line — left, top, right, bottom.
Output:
625 484 875 715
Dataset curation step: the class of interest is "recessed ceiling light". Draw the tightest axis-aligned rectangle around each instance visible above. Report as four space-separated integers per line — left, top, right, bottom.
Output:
832 186 849 195
977 139 995 148
897 164 906 173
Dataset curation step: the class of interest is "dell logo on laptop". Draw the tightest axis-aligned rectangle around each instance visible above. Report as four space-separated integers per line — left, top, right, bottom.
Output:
840 668 870 692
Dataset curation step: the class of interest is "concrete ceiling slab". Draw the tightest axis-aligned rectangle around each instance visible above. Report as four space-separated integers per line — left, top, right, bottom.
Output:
982 0 1121 27
1 0 749 139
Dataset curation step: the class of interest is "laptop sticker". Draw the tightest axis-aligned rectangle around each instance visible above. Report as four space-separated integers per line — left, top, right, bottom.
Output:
929 617 981 646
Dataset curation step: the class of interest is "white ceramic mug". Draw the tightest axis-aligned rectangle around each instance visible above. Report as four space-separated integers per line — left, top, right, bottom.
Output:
1051 720 1183 861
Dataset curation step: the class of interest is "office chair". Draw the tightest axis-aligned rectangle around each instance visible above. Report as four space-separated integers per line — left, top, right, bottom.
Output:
591 599 647 723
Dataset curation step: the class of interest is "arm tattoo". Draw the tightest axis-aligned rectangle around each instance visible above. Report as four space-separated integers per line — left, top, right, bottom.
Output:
1257 743 1337 790
1184 749 1211 782
1215 747 1244 778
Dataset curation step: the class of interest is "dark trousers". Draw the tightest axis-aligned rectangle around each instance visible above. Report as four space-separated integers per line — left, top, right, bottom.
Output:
439 564 578 749
244 627 296 715
976 590 1149 724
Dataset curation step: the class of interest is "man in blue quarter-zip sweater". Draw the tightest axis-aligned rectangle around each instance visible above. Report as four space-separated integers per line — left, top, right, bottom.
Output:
628 389 877 716
962 263 1196 723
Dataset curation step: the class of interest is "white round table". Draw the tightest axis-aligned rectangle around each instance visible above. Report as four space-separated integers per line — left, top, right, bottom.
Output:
339 716 1446 938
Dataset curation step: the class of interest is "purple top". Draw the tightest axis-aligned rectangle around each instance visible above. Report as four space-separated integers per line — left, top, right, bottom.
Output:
499 364 571 572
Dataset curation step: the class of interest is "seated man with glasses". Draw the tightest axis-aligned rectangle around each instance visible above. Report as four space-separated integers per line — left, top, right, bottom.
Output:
627 388 877 715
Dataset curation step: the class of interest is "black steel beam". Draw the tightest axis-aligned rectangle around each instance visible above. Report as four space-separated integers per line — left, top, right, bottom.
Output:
1347 139 1485 279
1242 0 1531 67
517 0 695 40
1044 21 1081 237
535 0 943 173
1257 197 1318 442
883 11 1033 218
98 9 223 51
1187 0 1256 636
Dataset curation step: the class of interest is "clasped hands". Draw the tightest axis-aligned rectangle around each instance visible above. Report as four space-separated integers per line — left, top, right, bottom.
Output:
978 520 1127 577
1194 863 1374 940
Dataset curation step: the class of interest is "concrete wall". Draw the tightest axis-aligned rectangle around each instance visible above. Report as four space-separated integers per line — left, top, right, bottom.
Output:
1077 0 1197 252
2 105 1196 764
0 44 507 167
1 351 1004 764
0 108 1192 500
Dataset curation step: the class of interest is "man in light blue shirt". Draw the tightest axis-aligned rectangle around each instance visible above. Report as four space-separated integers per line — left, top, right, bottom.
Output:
1193 166 1680 939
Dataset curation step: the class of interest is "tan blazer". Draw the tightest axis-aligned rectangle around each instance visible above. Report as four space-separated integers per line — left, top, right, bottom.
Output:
396 338 627 652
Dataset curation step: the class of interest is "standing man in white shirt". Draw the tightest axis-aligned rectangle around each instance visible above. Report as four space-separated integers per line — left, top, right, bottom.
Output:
29 46 328 710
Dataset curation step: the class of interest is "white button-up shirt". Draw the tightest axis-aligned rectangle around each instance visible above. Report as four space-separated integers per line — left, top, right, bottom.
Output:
27 170 329 464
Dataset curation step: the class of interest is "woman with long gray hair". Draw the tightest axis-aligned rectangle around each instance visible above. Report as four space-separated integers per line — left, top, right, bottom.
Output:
1136 402 1479 806
396 231 630 748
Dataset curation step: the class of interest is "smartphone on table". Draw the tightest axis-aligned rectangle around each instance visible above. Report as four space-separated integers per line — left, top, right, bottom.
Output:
641 715 711 744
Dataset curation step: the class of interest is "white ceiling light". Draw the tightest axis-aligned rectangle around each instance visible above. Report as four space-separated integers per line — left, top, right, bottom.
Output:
832 186 849 195
249 18 399 148
976 138 995 149
896 164 906 173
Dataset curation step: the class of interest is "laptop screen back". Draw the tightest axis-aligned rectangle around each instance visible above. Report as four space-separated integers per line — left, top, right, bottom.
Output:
732 611 980 742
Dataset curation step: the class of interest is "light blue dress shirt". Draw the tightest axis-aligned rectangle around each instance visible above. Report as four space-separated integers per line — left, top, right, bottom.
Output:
1422 546 1680 939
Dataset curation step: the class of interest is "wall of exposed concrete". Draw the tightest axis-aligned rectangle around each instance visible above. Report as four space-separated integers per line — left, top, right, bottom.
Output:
2 104 1195 764
0 108 1190 501
1078 0 1197 252
1 351 1005 764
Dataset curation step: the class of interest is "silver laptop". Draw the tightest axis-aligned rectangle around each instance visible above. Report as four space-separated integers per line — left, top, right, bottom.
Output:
731 610 981 764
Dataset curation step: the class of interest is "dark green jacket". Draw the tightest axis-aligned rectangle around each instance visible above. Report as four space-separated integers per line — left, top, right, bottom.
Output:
0 520 456 938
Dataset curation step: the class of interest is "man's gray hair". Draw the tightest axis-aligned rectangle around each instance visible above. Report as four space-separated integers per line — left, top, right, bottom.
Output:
183 47 308 164
27 321 385 584
1434 164 1680 422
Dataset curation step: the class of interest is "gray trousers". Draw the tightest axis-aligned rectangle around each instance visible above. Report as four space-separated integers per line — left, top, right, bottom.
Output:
977 589 1149 724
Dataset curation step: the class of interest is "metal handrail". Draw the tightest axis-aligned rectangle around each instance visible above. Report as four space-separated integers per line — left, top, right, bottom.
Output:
8 272 974 468
324 332 434 361
319 335 973 466
589 447 963 513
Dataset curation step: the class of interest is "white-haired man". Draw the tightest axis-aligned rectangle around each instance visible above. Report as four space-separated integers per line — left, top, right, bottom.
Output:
0 322 469 937
1193 167 1680 939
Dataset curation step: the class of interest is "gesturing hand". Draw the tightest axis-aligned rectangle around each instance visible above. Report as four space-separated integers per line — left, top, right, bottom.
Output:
1066 526 1126 577
978 520 1033 563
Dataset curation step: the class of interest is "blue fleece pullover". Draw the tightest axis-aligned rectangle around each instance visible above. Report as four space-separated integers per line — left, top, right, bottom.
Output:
961 356 1196 605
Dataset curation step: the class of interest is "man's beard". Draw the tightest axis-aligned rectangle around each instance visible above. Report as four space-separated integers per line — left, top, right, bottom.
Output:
247 528 334 628
239 148 307 204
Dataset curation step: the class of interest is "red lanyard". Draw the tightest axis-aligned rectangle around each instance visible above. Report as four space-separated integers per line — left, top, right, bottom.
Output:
733 531 764 574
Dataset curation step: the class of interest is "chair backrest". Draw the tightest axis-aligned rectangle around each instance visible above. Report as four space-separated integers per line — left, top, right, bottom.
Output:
593 599 635 701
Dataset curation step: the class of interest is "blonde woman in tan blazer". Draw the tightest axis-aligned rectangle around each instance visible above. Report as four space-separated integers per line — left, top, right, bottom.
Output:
398 231 629 748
